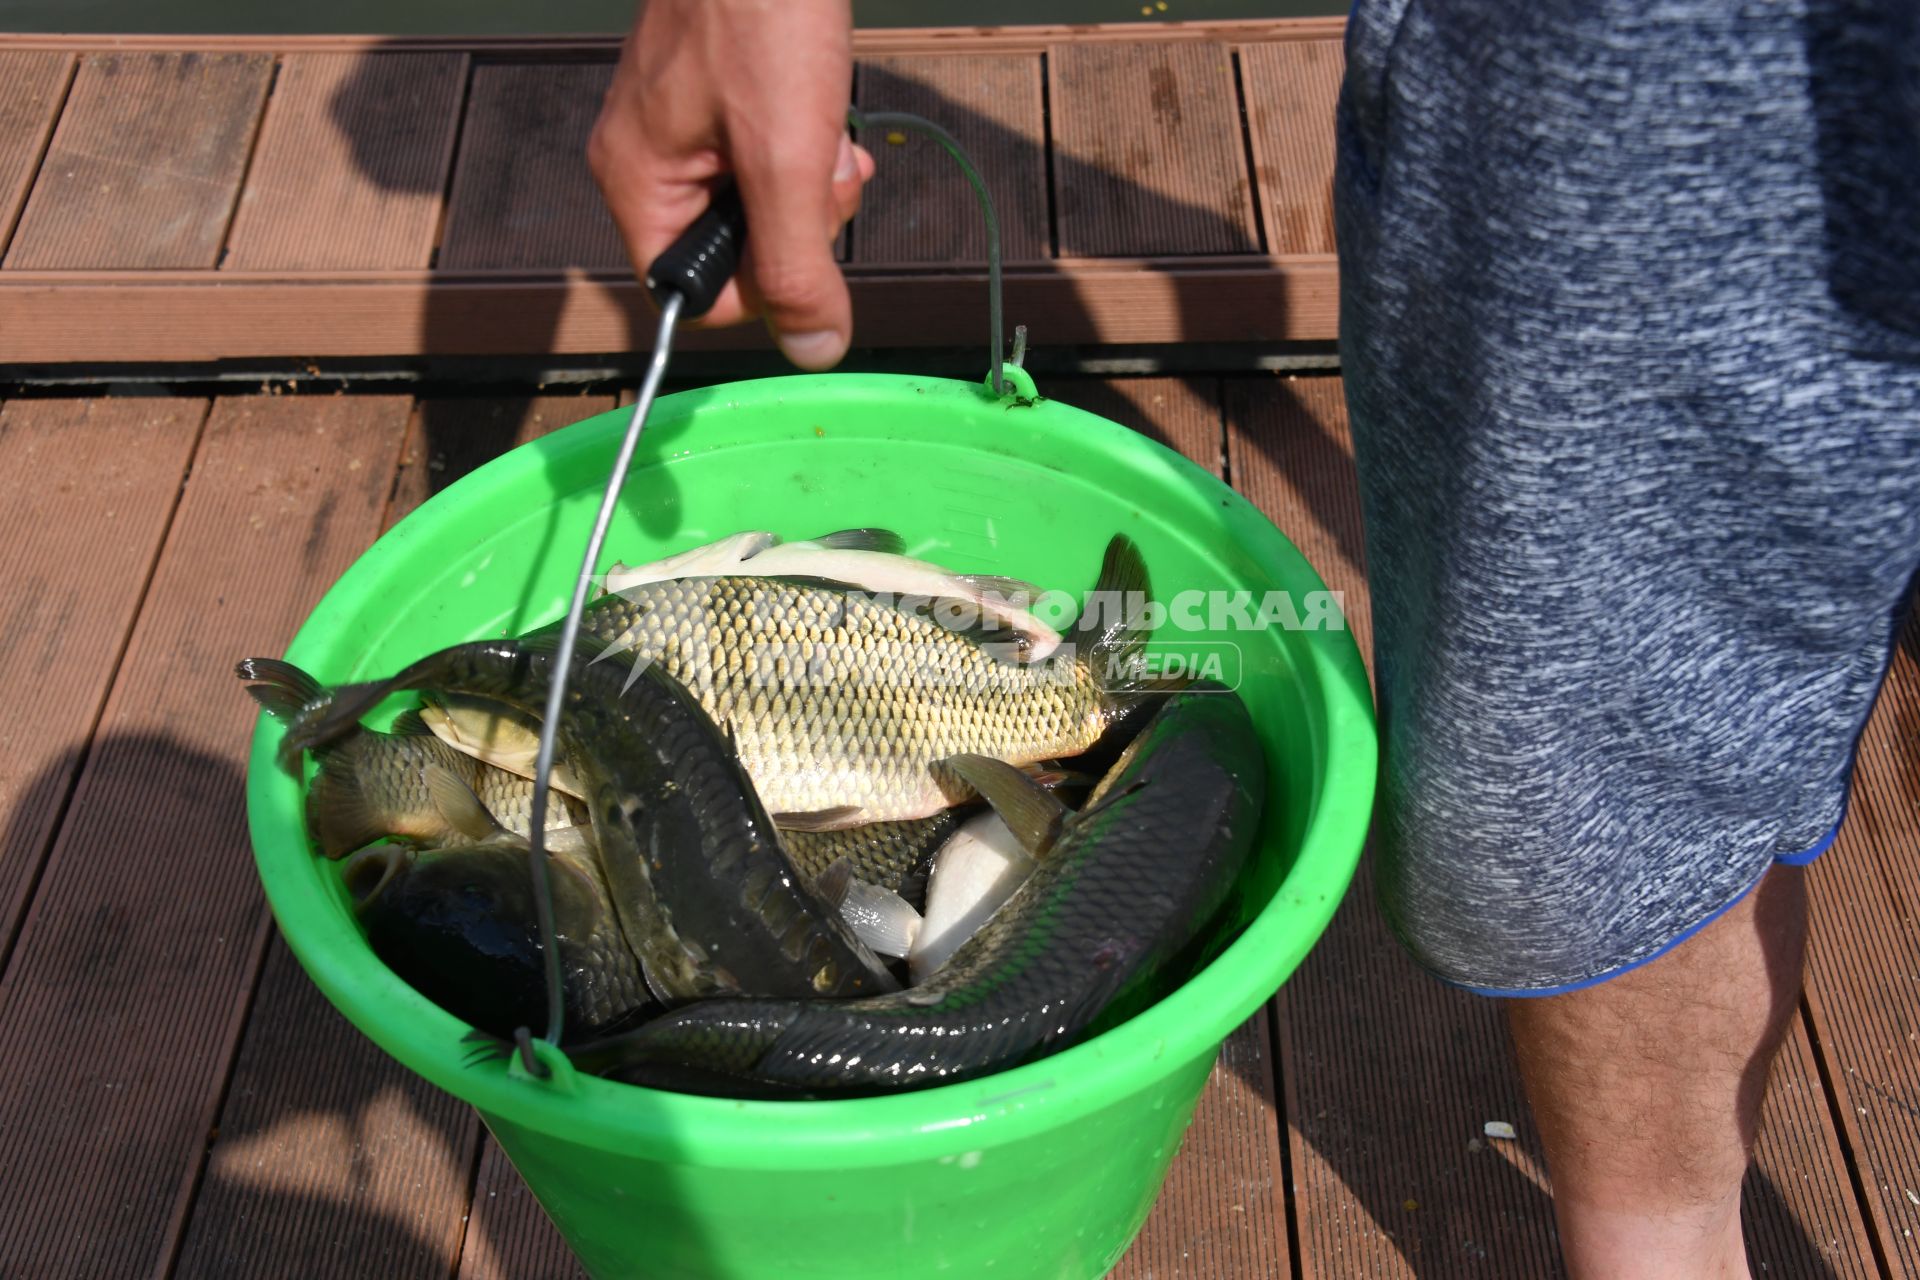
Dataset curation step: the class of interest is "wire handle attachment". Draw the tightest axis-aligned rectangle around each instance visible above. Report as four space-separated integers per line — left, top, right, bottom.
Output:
849 107 1009 395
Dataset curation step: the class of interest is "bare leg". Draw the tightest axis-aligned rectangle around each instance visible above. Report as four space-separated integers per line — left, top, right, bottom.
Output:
1505 863 1808 1280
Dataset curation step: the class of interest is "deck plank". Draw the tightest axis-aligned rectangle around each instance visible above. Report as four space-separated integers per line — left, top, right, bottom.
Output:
0 52 72 254
0 395 408 1279
438 63 625 271
852 54 1049 264
173 938 483 1279
5 52 271 269
457 1139 586 1280
1048 41 1259 257
1238 40 1343 256
0 398 205 965
224 52 467 271
1223 376 1370 659
1803 609 1920 1279
1746 1013 1883 1279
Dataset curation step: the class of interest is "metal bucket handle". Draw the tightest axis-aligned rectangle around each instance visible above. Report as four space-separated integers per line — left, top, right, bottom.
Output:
507 107 1022 1081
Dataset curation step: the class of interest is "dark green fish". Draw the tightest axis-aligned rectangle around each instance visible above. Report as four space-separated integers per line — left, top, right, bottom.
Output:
239 637 900 1005
560 685 1267 1096
346 837 652 1041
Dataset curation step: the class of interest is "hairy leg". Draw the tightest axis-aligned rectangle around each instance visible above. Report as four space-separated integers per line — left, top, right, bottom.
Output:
1504 863 1809 1280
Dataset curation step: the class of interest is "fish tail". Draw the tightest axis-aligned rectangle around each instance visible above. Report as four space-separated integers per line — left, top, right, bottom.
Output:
1080 534 1164 703
237 657 329 722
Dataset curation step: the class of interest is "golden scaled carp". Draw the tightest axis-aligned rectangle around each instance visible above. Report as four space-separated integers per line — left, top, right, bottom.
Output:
569 534 1159 829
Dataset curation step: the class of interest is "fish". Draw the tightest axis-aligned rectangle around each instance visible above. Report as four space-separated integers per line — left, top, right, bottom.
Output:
569 533 1159 829
416 692 589 801
242 667 588 859
812 860 922 960
345 836 652 1041
907 812 1036 984
605 528 1065 660
240 636 900 1005
781 807 974 905
554 684 1267 1097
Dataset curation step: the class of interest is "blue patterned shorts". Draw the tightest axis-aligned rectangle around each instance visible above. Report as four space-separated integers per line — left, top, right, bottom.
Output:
1334 0 1920 993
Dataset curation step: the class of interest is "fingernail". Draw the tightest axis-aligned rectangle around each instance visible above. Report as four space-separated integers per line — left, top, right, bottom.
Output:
780 329 845 370
833 135 859 184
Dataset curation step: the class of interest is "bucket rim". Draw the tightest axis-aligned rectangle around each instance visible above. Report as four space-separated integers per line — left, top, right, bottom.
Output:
249 370 1376 1168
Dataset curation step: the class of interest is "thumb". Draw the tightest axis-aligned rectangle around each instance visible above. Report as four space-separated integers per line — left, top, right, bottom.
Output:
733 136 856 371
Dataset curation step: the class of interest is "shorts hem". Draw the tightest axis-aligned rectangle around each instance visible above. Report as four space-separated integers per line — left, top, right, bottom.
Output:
1432 815 1841 999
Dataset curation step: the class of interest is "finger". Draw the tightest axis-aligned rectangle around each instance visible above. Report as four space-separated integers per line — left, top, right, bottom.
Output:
731 131 854 369
589 105 756 329
829 135 872 229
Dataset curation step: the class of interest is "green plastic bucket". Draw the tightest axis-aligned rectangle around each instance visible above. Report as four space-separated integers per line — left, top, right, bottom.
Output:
246 369 1375 1279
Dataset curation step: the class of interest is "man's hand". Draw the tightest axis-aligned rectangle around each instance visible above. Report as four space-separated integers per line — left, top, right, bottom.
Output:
591 0 872 370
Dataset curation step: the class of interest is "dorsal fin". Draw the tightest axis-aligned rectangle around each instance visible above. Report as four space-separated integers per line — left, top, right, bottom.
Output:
806 528 906 554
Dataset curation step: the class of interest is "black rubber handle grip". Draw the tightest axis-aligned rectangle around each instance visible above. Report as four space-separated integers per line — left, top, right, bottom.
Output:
644 181 747 319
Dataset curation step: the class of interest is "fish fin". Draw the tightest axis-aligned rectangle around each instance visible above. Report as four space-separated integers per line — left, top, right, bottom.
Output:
812 856 854 908
236 656 327 707
425 764 505 842
387 708 432 737
805 528 906 554
342 843 410 909
836 878 922 959
943 754 1069 857
243 681 310 721
541 824 596 856
1078 534 1156 699
460 1028 515 1068
306 739 401 859
951 572 1043 602
238 657 335 744
772 805 864 833
1021 763 1096 792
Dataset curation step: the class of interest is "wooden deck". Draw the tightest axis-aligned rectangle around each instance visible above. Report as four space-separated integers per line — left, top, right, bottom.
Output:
0 376 1912 1278
0 21 1342 366
0 15 1915 1279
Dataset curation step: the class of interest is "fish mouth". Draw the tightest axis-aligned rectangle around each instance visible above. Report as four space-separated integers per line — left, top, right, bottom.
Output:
343 843 415 912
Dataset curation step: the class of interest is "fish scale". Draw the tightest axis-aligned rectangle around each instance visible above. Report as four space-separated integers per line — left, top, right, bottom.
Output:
576 574 1121 825
781 808 975 903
